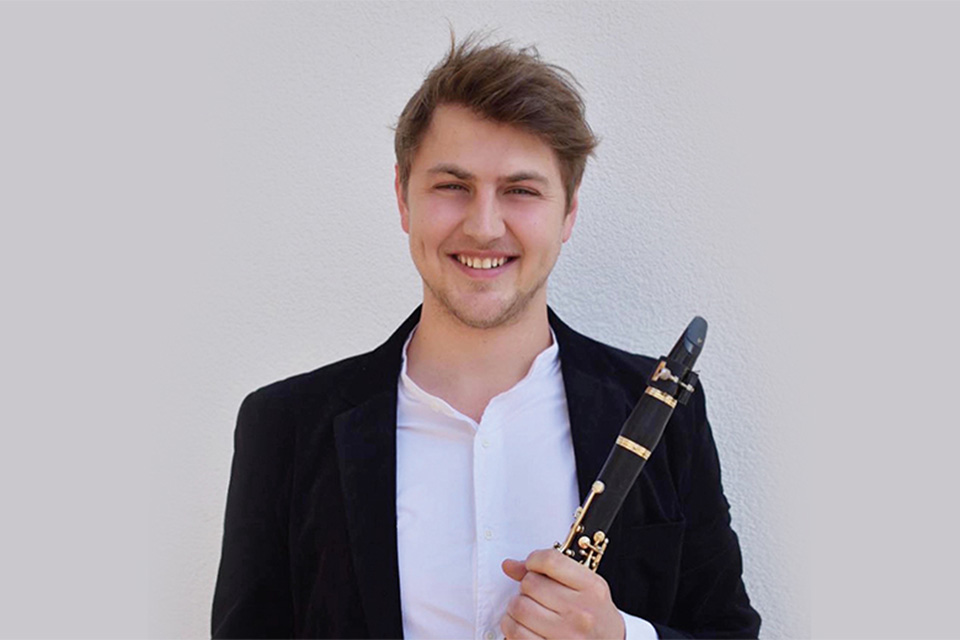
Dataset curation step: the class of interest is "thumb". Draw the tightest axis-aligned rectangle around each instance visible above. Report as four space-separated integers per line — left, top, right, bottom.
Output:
501 558 528 582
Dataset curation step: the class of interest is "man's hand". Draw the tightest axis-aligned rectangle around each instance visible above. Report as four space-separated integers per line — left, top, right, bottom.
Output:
499 549 626 640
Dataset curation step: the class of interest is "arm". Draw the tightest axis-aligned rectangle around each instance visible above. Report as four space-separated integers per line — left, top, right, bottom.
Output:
211 390 295 639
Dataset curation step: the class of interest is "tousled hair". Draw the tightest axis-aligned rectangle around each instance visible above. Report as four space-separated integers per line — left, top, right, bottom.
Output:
394 33 598 212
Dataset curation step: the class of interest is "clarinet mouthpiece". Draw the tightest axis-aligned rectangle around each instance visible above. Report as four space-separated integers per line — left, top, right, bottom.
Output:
668 316 707 373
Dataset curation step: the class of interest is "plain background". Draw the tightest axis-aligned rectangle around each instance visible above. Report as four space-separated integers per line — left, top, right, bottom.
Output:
1 1 958 638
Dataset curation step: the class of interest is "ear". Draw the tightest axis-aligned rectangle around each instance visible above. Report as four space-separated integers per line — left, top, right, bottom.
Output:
561 187 579 243
395 164 410 234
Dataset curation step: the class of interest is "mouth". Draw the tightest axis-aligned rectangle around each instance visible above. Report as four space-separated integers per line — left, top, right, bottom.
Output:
454 254 515 269
449 253 518 276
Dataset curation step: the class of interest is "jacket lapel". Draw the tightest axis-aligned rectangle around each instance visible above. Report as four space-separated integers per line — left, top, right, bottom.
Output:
549 309 636 592
549 309 632 500
332 308 421 639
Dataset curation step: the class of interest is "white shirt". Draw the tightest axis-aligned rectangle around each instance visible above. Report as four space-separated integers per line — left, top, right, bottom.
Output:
396 327 657 639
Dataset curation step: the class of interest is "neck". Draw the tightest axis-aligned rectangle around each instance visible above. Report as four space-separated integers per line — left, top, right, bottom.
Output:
405 294 553 422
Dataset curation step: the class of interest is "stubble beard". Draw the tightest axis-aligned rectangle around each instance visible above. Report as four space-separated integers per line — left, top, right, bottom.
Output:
425 271 550 330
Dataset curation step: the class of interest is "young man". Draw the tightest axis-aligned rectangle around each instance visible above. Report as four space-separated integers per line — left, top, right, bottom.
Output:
212 38 760 639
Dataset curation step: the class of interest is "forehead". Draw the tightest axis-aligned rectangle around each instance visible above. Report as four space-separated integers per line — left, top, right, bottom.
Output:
411 104 562 182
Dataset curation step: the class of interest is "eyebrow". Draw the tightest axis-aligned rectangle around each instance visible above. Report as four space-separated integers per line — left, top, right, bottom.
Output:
426 163 550 185
427 164 474 180
503 171 549 185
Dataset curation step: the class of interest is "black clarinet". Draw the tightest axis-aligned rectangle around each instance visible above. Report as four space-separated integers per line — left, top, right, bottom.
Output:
555 317 707 571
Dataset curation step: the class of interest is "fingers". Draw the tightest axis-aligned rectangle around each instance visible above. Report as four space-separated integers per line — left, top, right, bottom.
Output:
518 566 575 614
524 548 603 593
500 611 544 640
502 558 528 582
501 549 622 639
503 594 560 639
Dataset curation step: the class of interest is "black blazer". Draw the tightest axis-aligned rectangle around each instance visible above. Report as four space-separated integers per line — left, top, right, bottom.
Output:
212 308 760 639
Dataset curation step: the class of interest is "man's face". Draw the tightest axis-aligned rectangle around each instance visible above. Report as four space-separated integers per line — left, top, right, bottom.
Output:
396 104 578 329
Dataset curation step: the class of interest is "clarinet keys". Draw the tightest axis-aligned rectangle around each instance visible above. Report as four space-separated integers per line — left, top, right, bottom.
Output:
576 531 609 572
555 481 609 572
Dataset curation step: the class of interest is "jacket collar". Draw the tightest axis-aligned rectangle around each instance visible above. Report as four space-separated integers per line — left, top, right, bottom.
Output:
548 307 633 501
332 306 633 638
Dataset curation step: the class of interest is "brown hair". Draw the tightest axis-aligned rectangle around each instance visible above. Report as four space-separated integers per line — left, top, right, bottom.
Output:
394 33 599 212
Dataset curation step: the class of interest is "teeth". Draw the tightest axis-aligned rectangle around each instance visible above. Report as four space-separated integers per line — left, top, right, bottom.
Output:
457 255 510 269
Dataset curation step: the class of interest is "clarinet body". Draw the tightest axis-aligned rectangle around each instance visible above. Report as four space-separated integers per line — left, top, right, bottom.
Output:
555 317 708 571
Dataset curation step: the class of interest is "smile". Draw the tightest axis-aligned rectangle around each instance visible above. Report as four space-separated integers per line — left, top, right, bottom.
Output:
454 254 514 270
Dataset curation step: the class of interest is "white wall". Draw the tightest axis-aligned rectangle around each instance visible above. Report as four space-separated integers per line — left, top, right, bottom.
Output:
2 2 958 638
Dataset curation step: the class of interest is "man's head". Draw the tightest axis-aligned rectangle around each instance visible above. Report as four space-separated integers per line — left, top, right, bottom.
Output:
394 35 598 214
393 37 598 330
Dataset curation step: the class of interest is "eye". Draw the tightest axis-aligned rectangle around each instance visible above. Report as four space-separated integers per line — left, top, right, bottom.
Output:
506 187 539 196
436 183 468 192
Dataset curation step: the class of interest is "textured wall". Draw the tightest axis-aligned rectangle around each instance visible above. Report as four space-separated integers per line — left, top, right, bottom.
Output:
2 2 958 638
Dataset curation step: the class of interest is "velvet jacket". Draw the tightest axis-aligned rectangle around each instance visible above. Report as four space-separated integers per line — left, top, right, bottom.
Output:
212 308 761 638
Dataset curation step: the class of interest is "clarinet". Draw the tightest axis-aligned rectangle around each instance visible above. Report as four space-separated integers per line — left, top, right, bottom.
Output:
555 317 707 571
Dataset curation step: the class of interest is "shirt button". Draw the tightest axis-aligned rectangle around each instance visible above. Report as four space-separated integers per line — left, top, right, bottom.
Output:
484 529 493 540
481 438 490 448
485 632 496 640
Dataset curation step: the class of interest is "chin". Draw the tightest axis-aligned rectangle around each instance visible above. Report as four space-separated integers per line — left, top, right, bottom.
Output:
441 293 533 330
425 275 548 329
452 309 516 330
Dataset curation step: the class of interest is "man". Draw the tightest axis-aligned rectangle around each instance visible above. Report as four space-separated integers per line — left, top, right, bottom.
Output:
212 36 760 639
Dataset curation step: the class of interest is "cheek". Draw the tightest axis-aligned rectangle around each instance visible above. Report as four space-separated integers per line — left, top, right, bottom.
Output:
513 218 564 258
408 213 455 259
412 201 463 238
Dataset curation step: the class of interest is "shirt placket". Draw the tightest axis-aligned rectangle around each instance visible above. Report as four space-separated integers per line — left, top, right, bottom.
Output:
473 400 503 640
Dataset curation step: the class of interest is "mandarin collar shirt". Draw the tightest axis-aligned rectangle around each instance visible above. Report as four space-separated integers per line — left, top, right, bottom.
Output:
396 327 656 640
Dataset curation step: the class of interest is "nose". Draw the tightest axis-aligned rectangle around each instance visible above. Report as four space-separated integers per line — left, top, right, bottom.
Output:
461 188 505 243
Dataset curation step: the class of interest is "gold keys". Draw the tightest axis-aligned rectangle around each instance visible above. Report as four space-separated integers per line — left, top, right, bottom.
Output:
555 481 609 572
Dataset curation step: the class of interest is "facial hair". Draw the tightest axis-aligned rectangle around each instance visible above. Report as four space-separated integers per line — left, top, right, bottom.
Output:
424 267 551 330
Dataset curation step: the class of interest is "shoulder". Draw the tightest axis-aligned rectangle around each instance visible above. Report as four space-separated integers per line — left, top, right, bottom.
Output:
576 333 660 391
231 307 418 457
549 310 660 401
238 348 378 428
551 311 711 455
228 348 391 479
567 328 706 435
246 350 370 403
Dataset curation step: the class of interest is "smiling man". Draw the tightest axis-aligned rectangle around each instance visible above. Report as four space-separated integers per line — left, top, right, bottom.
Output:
401 105 572 330
213 37 760 640
398 104 576 424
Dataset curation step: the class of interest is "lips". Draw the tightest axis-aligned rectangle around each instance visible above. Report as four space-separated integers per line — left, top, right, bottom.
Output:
455 254 511 269
449 253 517 276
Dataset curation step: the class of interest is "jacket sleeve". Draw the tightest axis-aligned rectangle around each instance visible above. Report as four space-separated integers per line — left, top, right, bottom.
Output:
653 385 762 639
212 389 295 639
